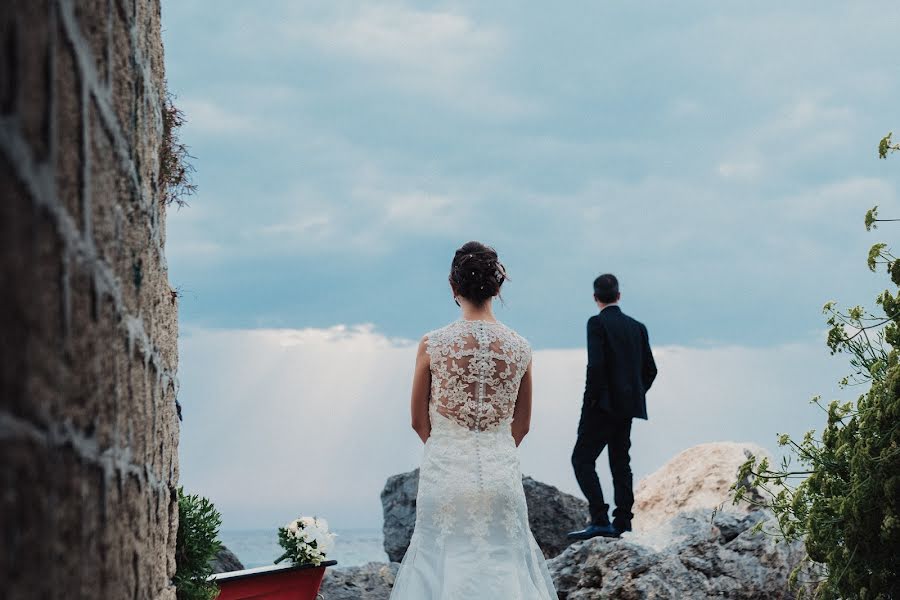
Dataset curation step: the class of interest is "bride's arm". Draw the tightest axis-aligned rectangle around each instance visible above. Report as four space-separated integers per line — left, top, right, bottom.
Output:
511 360 533 447
410 337 432 443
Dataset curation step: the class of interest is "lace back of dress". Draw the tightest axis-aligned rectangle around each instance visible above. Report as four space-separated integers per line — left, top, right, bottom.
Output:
427 321 531 432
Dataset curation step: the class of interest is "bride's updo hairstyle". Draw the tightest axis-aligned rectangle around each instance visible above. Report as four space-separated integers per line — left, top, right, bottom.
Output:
449 241 507 306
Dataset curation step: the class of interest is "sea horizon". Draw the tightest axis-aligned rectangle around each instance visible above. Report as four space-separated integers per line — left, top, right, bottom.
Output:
220 527 387 570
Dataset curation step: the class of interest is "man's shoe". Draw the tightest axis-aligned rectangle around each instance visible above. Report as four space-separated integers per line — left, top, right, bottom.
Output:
566 523 621 540
613 522 632 534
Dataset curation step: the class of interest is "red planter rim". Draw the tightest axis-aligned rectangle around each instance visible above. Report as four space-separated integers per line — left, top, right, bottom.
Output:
209 560 337 583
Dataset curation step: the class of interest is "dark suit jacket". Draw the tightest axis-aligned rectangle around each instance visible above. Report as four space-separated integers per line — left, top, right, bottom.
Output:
583 305 657 420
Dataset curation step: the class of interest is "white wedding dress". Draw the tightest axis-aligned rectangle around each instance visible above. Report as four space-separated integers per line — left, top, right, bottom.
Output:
390 319 558 600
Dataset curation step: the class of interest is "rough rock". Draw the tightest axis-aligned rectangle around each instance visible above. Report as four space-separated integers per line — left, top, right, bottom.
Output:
381 470 421 563
320 562 399 600
209 545 244 574
548 442 811 599
549 509 809 599
523 476 590 558
631 442 771 534
381 469 589 562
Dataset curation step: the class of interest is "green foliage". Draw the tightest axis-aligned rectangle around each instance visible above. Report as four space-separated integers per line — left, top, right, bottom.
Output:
734 137 900 599
879 132 900 160
865 207 879 231
174 488 222 600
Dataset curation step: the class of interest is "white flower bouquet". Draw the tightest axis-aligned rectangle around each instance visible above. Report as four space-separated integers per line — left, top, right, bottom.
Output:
274 516 336 566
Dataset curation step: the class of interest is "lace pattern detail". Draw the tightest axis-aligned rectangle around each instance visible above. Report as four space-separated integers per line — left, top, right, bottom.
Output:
425 320 532 432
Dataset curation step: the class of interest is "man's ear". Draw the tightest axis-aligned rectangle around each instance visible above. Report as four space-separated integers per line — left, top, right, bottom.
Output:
616 292 622 302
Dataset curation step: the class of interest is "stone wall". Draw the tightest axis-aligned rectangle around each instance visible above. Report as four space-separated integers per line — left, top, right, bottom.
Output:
0 1 179 599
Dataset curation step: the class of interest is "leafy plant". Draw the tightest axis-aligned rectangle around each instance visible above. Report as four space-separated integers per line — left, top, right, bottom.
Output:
174 487 222 600
733 135 900 599
878 132 900 160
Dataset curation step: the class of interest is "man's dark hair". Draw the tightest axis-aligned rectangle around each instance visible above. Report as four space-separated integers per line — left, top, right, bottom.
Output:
593 273 619 304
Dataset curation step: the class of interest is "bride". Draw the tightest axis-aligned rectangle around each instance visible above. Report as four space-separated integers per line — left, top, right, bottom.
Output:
389 242 558 599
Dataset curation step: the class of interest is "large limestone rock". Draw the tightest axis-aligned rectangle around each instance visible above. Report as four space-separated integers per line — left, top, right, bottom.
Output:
320 562 399 600
548 442 810 599
631 441 770 534
549 509 809 599
381 469 589 562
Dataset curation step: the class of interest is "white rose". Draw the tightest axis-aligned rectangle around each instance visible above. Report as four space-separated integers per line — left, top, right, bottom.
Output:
308 526 335 556
305 528 321 545
300 516 317 529
317 532 335 555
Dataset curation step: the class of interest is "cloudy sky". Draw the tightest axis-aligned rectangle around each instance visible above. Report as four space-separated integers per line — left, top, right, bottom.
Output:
162 2 899 530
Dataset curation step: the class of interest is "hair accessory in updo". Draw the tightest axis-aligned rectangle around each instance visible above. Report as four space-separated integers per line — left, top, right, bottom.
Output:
449 241 507 306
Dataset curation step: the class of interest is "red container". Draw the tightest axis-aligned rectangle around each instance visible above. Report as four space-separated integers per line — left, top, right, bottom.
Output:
210 560 337 600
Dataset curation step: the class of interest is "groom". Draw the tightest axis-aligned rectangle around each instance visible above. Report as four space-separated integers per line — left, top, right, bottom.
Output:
567 274 657 540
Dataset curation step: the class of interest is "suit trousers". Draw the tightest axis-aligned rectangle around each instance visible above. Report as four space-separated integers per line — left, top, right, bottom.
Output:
571 405 634 528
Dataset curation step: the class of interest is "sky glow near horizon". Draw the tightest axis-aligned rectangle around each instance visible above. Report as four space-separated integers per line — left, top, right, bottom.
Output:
161 2 899 530
178 325 844 529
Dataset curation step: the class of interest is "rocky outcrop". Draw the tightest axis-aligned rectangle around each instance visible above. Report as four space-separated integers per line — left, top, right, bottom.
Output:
549 509 808 599
320 562 400 600
209 545 244 574
548 442 810 599
381 470 421 563
381 469 589 562
631 442 770 534
368 442 806 599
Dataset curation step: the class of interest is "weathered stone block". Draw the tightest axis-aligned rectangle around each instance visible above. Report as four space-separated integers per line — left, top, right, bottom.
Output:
0 13 18 115
0 437 107 599
135 0 164 91
91 290 125 451
74 0 110 84
90 96 125 264
110 0 135 145
15 0 52 161
117 205 152 314
1 164 64 428
64 255 107 430
54 21 84 231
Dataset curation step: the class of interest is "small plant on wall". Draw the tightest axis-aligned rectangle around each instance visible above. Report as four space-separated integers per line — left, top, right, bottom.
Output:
174 487 222 600
160 87 197 208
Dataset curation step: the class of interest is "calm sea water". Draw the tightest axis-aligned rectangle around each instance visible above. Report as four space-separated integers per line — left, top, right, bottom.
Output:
219 528 387 569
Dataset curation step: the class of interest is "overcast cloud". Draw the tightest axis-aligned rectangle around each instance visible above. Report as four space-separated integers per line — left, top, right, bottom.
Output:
162 1 900 347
